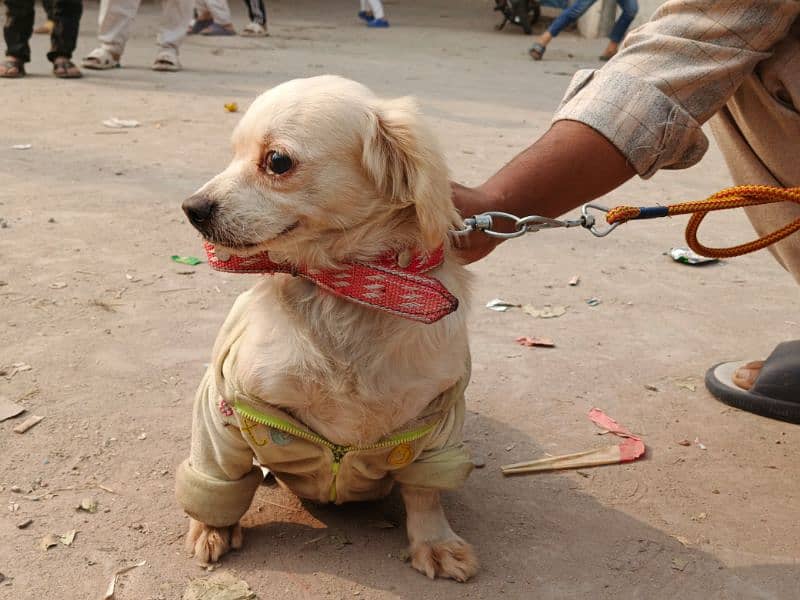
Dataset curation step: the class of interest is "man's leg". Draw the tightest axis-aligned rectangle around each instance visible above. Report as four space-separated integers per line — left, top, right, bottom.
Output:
601 0 638 59
158 0 193 51
201 0 232 26
364 0 384 20
47 0 82 61
96 0 141 57
244 0 265 26
3 0 35 63
530 0 597 59
42 0 55 20
705 37 800 421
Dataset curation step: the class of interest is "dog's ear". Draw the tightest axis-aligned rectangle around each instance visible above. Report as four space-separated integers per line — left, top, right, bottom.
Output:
362 97 458 250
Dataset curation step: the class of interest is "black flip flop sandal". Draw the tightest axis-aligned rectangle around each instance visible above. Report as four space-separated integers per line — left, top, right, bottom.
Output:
706 340 800 424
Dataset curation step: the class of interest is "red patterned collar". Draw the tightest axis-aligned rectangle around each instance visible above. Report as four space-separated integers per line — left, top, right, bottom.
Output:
203 242 458 324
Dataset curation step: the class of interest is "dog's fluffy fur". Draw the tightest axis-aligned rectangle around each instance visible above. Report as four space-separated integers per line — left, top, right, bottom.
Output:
182 75 477 581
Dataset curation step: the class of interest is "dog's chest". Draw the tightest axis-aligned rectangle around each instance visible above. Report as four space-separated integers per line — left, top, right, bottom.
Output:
236 330 463 446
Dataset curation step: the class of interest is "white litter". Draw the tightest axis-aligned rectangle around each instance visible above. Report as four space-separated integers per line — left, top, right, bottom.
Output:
103 560 146 600
102 118 140 129
486 298 518 312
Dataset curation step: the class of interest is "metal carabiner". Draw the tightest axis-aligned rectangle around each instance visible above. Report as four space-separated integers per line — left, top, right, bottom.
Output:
581 203 620 238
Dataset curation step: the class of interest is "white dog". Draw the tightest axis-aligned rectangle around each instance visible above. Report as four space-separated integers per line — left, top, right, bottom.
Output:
176 75 478 581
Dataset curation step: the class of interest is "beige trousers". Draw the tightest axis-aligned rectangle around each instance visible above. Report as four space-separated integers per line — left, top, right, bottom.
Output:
195 0 232 26
710 20 800 282
97 0 194 55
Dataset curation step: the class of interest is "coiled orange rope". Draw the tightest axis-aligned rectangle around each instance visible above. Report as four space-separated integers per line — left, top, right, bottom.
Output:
605 185 800 259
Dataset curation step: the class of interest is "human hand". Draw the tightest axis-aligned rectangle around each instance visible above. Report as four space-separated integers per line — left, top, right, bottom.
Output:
450 182 504 264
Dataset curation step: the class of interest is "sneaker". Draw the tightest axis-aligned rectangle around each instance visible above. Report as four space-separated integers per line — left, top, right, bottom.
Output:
241 21 268 36
357 10 374 22
367 18 389 28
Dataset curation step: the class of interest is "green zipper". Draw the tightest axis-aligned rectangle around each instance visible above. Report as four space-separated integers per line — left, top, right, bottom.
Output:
234 400 435 502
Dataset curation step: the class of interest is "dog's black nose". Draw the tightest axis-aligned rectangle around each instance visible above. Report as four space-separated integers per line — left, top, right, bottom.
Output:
182 195 218 227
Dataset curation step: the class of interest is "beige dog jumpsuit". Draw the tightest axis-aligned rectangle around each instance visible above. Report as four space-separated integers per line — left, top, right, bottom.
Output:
176 290 474 528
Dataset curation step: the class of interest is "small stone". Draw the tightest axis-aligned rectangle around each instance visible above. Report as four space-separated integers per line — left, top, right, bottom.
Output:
137 432 147 440
645 384 659 392
77 497 98 513
48 217 56 223
17 518 33 529
10 486 21 493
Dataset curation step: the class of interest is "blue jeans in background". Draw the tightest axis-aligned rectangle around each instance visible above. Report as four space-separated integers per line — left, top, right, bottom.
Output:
548 0 638 43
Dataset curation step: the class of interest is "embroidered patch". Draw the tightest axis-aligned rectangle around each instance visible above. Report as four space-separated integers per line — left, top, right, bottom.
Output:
387 443 413 467
269 429 293 446
240 419 269 447
218 399 234 417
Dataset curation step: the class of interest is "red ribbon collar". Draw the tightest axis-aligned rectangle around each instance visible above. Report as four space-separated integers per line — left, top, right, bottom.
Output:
203 242 458 324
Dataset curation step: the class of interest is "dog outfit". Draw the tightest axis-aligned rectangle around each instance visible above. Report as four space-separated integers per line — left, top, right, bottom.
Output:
176 289 473 528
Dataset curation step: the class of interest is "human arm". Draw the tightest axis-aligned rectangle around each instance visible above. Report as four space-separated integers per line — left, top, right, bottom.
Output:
454 0 800 263
452 120 636 263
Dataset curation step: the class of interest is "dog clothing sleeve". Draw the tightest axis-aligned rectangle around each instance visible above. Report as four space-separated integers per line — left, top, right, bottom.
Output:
175 368 262 528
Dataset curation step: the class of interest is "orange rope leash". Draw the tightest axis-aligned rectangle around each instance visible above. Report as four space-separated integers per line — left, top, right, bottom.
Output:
605 185 800 259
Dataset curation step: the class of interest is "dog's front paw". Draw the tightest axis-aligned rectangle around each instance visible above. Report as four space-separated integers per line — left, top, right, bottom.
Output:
185 517 244 565
409 536 478 582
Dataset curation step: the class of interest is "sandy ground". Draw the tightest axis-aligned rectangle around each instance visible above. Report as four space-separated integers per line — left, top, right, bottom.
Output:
2 1 799 598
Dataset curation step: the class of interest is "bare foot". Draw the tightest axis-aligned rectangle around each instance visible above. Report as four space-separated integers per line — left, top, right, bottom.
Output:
732 360 764 391
185 518 243 564
401 485 478 582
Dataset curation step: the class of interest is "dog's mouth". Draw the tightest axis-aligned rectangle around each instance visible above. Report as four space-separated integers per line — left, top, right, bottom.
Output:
207 221 300 254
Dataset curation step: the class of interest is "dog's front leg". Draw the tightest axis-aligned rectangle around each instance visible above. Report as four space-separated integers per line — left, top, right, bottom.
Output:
400 484 478 582
185 518 244 564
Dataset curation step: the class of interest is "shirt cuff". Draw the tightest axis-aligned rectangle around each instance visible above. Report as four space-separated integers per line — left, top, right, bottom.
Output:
175 460 262 527
553 68 709 179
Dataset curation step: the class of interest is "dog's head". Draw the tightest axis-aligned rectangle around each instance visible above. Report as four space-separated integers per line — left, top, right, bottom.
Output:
183 76 458 268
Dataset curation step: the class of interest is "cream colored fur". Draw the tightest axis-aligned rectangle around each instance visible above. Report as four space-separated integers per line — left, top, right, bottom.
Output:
183 75 477 581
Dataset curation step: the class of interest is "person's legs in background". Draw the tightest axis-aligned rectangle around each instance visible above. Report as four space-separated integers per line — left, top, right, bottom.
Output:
153 0 193 70
2 0 34 76
529 0 596 59
358 0 388 27
92 0 140 61
187 0 213 34
241 0 267 36
34 0 55 34
48 0 83 77
195 0 234 35
600 0 638 60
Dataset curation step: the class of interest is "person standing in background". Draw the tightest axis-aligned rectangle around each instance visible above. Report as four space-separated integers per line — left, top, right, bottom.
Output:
240 0 267 36
81 0 193 71
528 0 638 61
2 0 83 77
358 0 389 28
187 0 235 35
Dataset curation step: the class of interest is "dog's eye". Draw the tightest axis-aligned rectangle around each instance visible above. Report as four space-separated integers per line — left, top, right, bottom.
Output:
265 151 293 175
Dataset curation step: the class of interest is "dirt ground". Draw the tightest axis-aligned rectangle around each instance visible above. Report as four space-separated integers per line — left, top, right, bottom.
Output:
2 0 799 598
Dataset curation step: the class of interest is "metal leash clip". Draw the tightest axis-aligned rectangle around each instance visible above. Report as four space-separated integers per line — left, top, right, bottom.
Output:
455 203 618 239
580 203 621 237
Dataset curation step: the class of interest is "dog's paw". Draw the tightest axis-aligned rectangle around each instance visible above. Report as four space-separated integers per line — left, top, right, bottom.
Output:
409 536 478 582
185 517 244 565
